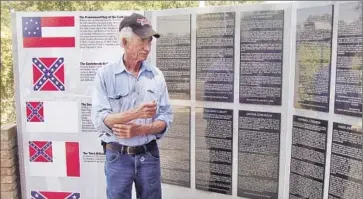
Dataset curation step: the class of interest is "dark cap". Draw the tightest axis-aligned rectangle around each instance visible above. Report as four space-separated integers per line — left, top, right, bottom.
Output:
119 13 160 39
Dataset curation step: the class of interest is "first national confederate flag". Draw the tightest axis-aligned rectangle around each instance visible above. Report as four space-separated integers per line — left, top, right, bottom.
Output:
22 16 75 48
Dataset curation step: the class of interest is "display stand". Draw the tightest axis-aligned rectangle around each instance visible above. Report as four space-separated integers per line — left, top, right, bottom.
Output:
11 1 361 199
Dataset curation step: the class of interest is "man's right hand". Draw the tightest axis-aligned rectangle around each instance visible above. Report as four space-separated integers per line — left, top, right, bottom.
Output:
104 102 157 130
135 101 157 119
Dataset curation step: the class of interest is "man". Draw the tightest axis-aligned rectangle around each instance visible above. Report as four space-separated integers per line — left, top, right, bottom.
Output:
91 13 173 199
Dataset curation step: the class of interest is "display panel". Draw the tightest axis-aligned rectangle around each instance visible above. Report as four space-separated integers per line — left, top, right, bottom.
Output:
334 2 362 117
328 122 362 199
12 2 363 199
195 108 233 195
196 12 235 102
289 115 328 199
237 110 280 199
240 10 284 106
159 106 191 187
294 5 333 112
13 11 138 199
156 15 191 100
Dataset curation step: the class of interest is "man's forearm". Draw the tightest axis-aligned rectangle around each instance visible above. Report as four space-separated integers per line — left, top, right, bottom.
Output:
139 120 166 136
104 109 139 129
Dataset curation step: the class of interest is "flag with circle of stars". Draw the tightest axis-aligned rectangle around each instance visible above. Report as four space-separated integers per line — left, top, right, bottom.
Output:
32 57 65 91
23 17 42 37
31 190 80 199
22 16 76 48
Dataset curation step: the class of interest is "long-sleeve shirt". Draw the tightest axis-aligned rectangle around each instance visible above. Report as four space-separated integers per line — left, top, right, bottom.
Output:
91 55 173 146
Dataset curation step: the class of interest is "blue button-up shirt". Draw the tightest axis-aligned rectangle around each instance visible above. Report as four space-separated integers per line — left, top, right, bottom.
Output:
91 55 173 146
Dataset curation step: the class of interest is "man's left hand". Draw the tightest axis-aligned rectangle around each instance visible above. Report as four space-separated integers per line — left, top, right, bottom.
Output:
112 123 142 139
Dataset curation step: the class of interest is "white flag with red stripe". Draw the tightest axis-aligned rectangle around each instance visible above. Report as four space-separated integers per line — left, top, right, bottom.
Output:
28 141 80 177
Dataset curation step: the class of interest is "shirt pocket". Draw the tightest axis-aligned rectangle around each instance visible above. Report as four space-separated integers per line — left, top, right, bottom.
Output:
143 87 162 115
107 90 131 113
144 88 161 104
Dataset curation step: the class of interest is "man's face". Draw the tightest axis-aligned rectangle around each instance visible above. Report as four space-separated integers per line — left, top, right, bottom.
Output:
124 34 152 61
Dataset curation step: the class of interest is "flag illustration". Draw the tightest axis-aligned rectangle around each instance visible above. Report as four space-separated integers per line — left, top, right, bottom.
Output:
28 141 80 177
31 191 80 199
22 16 75 48
25 101 79 133
33 57 65 91
26 102 44 122
29 141 52 162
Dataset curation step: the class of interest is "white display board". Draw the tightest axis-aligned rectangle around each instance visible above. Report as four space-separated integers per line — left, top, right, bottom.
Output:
11 1 362 199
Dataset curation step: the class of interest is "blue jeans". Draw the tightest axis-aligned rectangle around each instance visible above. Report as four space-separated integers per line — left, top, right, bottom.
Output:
104 143 162 199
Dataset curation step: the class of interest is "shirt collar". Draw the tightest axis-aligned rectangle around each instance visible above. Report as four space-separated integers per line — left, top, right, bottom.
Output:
114 54 155 75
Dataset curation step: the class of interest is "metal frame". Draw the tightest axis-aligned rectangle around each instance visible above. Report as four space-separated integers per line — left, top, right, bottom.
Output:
11 11 26 199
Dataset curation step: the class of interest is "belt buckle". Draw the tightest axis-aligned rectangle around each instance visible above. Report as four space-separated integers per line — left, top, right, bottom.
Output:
125 145 147 155
121 146 130 154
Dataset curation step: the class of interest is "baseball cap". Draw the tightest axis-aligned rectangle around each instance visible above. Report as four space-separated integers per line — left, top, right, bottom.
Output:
119 13 160 39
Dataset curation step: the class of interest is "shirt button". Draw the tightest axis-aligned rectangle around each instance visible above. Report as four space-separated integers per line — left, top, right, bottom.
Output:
140 157 145 162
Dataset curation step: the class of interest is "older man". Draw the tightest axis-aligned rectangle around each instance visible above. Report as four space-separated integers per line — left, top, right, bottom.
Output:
91 13 173 199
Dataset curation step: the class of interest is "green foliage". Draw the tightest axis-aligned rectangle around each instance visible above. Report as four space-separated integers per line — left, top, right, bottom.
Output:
101 1 200 11
206 1 261 6
1 1 258 125
1 33 15 126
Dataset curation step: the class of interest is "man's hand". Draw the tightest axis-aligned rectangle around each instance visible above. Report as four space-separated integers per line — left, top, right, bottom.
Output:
104 101 157 129
135 101 157 119
112 123 143 139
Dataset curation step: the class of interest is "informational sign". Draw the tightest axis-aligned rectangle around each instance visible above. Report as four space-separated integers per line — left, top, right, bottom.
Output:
238 111 280 199
195 108 233 195
334 2 362 117
240 10 284 106
196 12 235 103
13 11 140 199
11 2 363 199
159 106 191 187
156 15 191 100
294 5 333 113
289 115 328 199
328 122 362 199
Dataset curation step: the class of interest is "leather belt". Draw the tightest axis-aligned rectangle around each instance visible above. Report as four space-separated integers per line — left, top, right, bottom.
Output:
105 140 156 155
